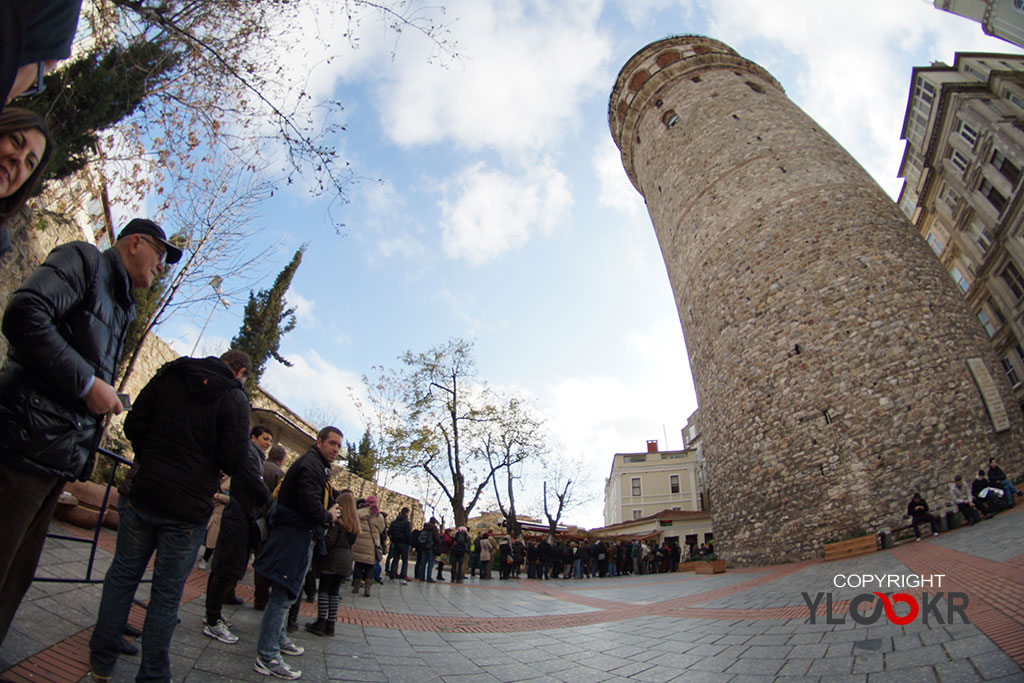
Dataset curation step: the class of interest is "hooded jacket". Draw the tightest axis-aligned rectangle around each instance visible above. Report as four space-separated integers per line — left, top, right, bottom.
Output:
123 356 251 524
0 243 134 480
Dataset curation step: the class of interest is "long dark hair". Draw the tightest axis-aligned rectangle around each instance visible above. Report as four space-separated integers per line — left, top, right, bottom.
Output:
0 107 53 222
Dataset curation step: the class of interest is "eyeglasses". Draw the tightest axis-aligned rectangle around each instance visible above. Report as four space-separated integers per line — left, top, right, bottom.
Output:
20 62 46 98
138 235 167 265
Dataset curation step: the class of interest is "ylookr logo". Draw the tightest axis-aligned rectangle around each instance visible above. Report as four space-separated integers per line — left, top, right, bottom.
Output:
801 574 969 626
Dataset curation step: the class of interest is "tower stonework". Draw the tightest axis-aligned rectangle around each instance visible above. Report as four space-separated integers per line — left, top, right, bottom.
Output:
609 36 1024 565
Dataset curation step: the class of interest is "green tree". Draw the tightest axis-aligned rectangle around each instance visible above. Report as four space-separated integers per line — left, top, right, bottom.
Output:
230 247 304 388
23 41 178 183
346 428 378 481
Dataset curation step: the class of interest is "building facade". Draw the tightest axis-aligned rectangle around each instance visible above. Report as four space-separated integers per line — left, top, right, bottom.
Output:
897 52 1024 414
603 440 701 526
933 0 1024 49
609 36 1024 565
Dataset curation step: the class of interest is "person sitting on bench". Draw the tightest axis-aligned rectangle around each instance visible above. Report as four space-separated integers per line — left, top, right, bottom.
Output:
907 492 939 540
950 475 980 525
973 469 1006 516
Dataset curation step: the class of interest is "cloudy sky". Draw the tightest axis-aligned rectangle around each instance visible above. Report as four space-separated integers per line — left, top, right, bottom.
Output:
153 0 1019 528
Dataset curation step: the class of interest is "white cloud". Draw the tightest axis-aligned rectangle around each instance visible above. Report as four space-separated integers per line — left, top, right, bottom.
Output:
439 160 572 264
702 0 1017 198
376 0 612 157
592 138 645 216
261 348 365 438
288 291 317 326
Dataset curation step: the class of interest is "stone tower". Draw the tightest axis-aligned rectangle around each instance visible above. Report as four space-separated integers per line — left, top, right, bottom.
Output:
609 36 1024 565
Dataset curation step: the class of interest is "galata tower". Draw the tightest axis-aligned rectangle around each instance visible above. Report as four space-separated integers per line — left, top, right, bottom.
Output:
609 36 1024 564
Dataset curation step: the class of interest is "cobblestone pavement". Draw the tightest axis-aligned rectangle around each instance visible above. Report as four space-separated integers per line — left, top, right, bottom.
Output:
1 507 1022 682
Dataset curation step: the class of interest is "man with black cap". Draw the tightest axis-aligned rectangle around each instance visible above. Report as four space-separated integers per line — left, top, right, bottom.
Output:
0 217 180 647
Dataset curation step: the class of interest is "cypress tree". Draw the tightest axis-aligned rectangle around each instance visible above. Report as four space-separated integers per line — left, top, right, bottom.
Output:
231 247 305 388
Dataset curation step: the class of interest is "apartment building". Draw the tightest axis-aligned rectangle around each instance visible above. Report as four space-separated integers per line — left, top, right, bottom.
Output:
897 52 1024 412
603 440 700 526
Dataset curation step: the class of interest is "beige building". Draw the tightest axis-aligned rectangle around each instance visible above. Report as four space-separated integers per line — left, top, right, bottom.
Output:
897 52 1024 414
934 1 1024 49
603 440 700 526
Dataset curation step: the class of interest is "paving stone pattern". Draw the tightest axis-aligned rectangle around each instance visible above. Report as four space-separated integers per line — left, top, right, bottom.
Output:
1 509 1022 682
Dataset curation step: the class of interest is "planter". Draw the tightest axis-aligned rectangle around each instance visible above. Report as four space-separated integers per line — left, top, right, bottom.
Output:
694 560 726 574
678 561 699 572
60 481 119 530
824 535 877 561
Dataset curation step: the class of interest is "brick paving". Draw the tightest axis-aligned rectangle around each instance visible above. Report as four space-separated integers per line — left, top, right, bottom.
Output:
0 508 1022 682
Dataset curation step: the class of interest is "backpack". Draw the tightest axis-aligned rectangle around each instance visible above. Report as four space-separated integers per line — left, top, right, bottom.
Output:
418 528 432 547
453 530 469 552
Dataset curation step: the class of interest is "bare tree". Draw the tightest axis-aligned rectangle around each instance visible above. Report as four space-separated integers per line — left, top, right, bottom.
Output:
82 0 458 228
351 365 415 488
398 338 499 527
116 163 278 390
485 394 546 538
541 451 589 540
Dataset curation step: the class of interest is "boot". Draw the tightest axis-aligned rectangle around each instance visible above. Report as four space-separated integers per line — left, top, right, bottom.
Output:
305 619 329 637
324 621 335 636
363 582 372 597
351 577 361 594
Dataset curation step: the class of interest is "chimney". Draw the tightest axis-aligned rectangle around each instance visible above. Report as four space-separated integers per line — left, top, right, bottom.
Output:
646 440 658 453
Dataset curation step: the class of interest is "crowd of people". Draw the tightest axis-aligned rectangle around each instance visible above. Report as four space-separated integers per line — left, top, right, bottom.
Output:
382 525 702 582
905 460 1021 540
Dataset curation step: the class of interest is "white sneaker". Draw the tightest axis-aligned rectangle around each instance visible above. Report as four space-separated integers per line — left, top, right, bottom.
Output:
278 638 304 657
254 656 301 679
203 619 238 644
400 579 408 585
197 559 208 570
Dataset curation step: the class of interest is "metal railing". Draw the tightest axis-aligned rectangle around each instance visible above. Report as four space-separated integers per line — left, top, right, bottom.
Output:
35 446 149 585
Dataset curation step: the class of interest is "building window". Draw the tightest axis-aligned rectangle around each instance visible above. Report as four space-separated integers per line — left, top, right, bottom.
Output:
915 77 935 105
978 309 997 337
979 178 1008 213
940 184 960 212
991 149 1021 186
631 478 641 497
660 452 685 459
926 233 944 256
949 149 970 174
951 266 970 293
670 475 680 494
1002 356 1021 387
964 64 986 81
1005 89 1024 111
632 509 643 520
661 110 679 129
623 454 646 463
1015 344 1024 366
956 119 979 146
1002 262 1024 301
968 220 992 253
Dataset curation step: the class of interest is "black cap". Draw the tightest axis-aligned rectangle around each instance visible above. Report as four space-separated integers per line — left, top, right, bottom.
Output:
118 218 182 264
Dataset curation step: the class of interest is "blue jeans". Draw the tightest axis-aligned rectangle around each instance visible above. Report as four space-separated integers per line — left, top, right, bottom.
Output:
423 550 435 581
573 559 582 578
998 479 1019 506
89 501 204 682
256 544 311 661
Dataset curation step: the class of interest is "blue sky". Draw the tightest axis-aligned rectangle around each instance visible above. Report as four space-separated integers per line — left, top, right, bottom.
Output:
139 0 1019 528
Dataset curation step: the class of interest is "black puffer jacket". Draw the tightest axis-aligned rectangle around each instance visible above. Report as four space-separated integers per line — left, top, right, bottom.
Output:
124 356 251 524
276 445 332 528
0 243 134 480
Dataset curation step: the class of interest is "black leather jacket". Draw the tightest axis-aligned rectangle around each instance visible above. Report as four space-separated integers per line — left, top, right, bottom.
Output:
124 356 252 524
0 243 135 480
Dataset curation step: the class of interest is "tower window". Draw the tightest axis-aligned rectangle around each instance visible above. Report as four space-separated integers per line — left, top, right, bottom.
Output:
662 110 679 129
745 81 765 94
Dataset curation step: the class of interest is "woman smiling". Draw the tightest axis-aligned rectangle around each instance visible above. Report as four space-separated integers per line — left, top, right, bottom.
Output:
0 107 53 259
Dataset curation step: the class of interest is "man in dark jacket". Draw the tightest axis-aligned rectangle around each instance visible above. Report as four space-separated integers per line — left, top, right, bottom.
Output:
386 507 412 583
202 425 274 643
254 444 288 609
252 427 341 680
987 457 1020 507
0 218 178 647
88 350 255 682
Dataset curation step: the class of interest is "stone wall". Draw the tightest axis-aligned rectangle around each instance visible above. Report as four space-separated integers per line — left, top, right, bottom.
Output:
609 36 1024 565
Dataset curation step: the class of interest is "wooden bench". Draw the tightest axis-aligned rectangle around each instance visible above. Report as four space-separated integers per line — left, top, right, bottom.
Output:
824 535 878 561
